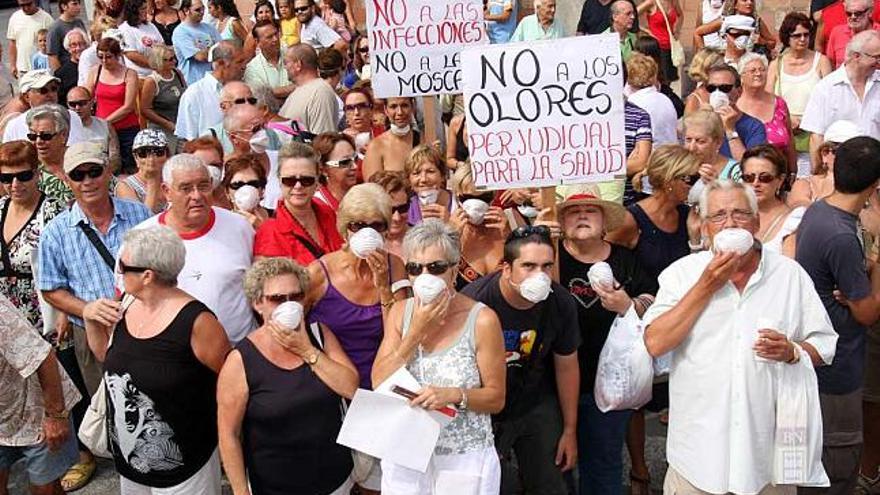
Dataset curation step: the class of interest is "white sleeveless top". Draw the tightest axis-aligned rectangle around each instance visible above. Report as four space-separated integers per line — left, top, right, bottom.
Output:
702 0 725 49
762 206 806 254
777 52 822 117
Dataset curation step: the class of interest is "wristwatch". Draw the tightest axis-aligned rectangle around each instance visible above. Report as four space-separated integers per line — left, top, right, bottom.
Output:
726 131 740 141
305 351 320 366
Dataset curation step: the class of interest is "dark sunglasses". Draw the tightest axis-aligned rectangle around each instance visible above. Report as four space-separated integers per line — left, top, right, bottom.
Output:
280 175 317 187
134 147 167 158
233 97 258 106
789 32 810 39
263 291 304 304
0 170 36 184
68 165 104 182
26 131 57 142
68 99 91 109
741 172 777 184
726 29 750 37
344 102 372 112
509 224 551 241
405 260 453 277
846 8 869 17
705 83 735 93
676 174 701 186
348 221 388 233
458 192 495 203
293 6 310 12
229 179 267 190
324 156 356 168
119 259 150 273
32 84 59 95
391 202 410 215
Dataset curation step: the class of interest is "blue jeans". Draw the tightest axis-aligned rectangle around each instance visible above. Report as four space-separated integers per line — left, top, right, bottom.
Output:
577 393 632 495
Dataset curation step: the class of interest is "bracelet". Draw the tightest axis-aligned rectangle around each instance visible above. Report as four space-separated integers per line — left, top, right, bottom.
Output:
458 387 468 411
786 342 801 364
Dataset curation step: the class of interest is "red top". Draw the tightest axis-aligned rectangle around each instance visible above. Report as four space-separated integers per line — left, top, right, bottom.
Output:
158 209 216 240
647 6 678 50
821 0 880 42
95 79 140 131
253 198 344 266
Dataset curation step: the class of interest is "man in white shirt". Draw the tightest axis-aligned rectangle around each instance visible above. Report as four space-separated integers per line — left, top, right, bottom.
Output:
136 153 257 343
175 41 246 141
244 20 294 101
3 70 86 145
293 0 348 53
643 180 838 495
279 44 339 134
801 30 880 160
7 0 54 78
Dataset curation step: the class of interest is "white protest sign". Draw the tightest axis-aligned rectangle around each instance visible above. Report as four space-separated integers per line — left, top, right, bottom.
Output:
462 34 627 190
366 0 488 98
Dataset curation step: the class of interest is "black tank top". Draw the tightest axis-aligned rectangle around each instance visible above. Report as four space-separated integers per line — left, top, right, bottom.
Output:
238 335 353 495
103 300 219 488
629 203 690 280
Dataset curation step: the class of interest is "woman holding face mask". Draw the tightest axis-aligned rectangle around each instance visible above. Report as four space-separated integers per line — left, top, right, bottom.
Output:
115 129 168 213
223 153 271 228
372 219 506 494
313 132 358 211
451 162 508 290
406 145 454 226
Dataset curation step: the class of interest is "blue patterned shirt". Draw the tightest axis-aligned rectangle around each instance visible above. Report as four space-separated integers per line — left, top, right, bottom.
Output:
38 198 152 327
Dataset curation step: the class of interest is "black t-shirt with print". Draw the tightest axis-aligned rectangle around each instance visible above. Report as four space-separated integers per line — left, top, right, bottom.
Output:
462 271 580 420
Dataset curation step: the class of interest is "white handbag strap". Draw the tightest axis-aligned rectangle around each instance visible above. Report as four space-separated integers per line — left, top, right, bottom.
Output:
654 0 676 42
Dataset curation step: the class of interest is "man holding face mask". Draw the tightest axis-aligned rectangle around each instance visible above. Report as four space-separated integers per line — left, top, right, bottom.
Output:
462 226 580 495
704 64 767 161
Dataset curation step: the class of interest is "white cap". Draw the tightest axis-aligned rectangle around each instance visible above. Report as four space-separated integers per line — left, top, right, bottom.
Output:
721 14 756 34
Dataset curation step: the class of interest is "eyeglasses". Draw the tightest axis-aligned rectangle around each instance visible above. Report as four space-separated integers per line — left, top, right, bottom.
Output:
233 97 258 106
67 99 91 108
280 175 317 187
347 220 388 233
0 170 36 184
741 172 777 184
344 102 372 112
229 179 267 190
31 84 59 95
68 165 104 182
358 46 369 53
846 8 869 17
405 260 453 277
118 259 150 274
457 192 495 203
325 155 357 168
705 208 755 224
26 131 57 142
821 143 840 155
743 66 767 75
134 147 167 158
293 6 310 13
263 291 304 304
509 225 551 241
705 83 735 93
676 174 701 186
391 202 410 215
860 51 880 61
789 32 810 39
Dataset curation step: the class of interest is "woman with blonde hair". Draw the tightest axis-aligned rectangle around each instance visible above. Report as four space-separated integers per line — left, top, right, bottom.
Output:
140 44 187 150
449 162 508 290
684 48 725 114
682 109 741 203
405 144 454 225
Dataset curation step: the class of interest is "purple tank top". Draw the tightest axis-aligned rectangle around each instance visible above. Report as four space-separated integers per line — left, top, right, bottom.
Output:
308 260 384 389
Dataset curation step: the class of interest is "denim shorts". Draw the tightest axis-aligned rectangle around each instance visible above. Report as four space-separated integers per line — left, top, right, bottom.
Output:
0 421 78 486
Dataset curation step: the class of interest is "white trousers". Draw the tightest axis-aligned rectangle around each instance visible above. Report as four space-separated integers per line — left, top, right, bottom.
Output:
119 449 221 495
381 446 500 495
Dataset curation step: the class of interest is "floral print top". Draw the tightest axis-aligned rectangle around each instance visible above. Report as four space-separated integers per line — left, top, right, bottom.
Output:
0 194 66 328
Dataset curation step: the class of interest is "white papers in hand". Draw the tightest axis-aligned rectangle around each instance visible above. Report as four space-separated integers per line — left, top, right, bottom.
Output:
374 366 456 426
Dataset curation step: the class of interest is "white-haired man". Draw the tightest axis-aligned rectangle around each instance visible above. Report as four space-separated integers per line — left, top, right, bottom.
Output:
802 29 880 159
825 0 878 67
643 180 838 494
605 0 638 61
175 41 246 141
213 102 282 156
135 154 257 343
510 0 566 41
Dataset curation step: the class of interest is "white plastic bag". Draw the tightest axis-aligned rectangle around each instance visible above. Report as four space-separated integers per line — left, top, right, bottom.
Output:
772 345 829 487
594 307 654 412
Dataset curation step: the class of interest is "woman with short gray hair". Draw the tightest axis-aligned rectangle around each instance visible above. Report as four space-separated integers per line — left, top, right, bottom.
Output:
82 225 232 494
372 218 507 493
27 104 74 203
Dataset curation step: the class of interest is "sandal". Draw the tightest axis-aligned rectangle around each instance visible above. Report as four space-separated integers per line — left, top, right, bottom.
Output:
61 458 97 492
630 471 652 495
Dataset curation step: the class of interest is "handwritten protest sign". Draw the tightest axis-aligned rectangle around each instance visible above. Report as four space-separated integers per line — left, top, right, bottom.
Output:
462 34 626 190
366 0 488 98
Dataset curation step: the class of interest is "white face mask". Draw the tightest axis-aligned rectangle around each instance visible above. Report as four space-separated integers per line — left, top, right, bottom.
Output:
461 199 490 225
207 165 222 189
412 273 448 304
709 90 730 110
713 227 755 255
517 204 539 218
733 35 751 51
348 227 385 258
249 129 271 154
115 273 125 294
233 184 260 212
389 123 411 136
512 271 553 303
710 0 723 8
272 301 303 330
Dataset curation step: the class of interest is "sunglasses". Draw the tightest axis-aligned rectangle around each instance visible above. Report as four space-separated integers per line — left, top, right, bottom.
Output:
26 131 57 142
741 172 777 184
0 170 36 184
405 260 453 277
727 29 751 37
348 220 388 233
325 155 357 168
789 32 810 39
32 84 59 95
344 102 372 112
263 291 304 304
676 174 701 186
509 224 551 240
457 192 495 203
822 143 840 155
293 6 310 12
391 202 410 215
233 97 258 106
118 259 150 273
135 147 167 158
846 8 869 17
280 175 317 187
229 179 267 190
68 165 104 182
705 83 735 93
358 47 369 53
67 99 91 109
